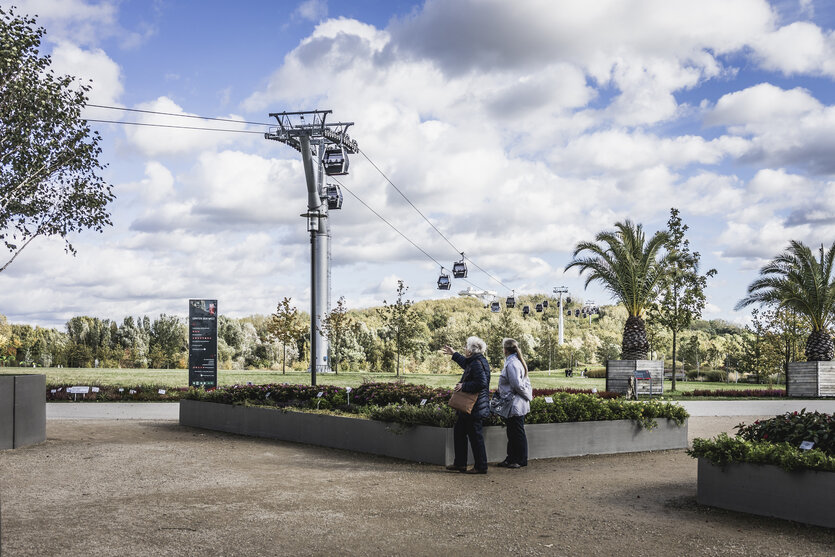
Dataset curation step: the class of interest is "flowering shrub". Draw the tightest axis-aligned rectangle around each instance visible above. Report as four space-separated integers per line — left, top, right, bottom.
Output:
734 410 834 456
689 410 835 472
680 389 786 398
689 433 835 472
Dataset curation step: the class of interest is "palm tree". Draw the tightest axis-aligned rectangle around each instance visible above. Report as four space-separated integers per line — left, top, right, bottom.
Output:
566 220 669 360
735 240 835 361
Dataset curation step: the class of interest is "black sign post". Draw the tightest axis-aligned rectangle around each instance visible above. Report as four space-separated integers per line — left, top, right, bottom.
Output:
188 299 218 388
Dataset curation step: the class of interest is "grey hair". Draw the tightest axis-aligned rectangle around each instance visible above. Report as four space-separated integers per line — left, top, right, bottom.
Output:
466 336 487 354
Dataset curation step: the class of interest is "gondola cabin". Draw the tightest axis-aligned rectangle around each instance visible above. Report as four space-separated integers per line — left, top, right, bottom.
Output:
535 303 543 313
490 301 501 313
522 305 530 316
542 300 549 309
452 258 467 278
323 145 350 175
506 295 516 308
326 184 343 210
575 309 580 317
437 272 451 290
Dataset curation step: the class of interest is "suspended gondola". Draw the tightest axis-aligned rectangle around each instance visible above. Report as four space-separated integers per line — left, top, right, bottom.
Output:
575 309 580 317
506 291 516 308
490 301 501 313
566 297 572 304
535 303 543 313
452 253 467 278
437 268 451 290
542 300 549 309
522 305 531 316
323 145 350 175
325 183 343 210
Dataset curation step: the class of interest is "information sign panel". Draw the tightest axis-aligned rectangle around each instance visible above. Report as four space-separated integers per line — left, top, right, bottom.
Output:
189 299 218 388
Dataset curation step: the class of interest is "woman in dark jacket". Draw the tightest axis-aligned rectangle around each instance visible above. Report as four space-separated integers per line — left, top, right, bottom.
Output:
442 336 491 474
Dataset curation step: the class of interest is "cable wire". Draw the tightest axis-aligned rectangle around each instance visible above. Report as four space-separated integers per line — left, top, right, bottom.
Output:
331 177 489 293
84 118 266 134
357 147 514 292
86 103 273 126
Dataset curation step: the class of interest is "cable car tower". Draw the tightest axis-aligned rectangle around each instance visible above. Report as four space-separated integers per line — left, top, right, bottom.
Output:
265 110 358 386
553 286 569 345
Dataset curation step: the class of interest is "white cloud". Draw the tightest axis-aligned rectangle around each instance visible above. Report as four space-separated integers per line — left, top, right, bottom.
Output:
50 41 123 105
753 21 835 77
294 0 328 22
121 97 256 157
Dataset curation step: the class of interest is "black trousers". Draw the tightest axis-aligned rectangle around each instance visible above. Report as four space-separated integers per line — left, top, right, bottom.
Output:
453 413 487 470
504 415 528 465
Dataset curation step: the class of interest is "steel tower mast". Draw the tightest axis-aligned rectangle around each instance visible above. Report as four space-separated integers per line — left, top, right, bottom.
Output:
265 110 358 386
553 286 569 345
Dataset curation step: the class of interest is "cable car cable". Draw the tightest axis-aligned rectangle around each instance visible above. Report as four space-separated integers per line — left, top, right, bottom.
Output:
85 103 273 126
357 148 515 292
84 118 266 134
331 177 491 293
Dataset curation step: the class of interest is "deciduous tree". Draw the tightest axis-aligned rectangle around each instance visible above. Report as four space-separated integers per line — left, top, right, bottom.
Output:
1 8 114 272
648 208 716 390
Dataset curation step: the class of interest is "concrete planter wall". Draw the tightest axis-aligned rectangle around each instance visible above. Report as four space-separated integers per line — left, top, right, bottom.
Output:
606 360 664 396
697 458 835 528
180 400 687 465
788 361 835 397
0 374 46 450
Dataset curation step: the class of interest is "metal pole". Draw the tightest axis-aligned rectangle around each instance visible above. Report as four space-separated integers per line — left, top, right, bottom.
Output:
554 287 567 345
298 134 331 385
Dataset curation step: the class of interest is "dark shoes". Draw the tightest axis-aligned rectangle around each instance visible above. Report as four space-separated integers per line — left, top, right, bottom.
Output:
496 460 524 469
465 467 487 474
445 465 467 472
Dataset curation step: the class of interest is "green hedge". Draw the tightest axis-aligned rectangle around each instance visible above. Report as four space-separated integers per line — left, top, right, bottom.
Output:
689 434 835 472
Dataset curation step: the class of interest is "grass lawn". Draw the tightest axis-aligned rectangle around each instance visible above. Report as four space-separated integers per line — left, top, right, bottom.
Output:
1 366 786 397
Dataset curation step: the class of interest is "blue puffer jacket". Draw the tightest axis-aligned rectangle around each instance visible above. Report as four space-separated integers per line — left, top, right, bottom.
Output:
452 352 491 418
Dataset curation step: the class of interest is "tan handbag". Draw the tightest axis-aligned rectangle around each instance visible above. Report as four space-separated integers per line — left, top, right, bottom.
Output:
448 389 478 414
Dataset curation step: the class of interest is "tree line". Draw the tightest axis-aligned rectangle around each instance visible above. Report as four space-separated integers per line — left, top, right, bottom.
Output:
0 289 805 382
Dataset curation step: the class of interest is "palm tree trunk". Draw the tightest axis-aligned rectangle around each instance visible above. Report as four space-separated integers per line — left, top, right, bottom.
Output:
805 329 834 361
622 315 649 360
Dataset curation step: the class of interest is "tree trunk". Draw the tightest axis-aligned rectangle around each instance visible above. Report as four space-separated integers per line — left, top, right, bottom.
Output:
805 329 834 361
671 329 677 392
621 315 649 360
282 344 286 375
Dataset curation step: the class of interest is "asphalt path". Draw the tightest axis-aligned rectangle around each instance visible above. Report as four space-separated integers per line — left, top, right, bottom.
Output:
45 399 835 420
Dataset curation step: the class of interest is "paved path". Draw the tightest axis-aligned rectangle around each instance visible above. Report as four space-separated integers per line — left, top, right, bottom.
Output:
45 399 835 420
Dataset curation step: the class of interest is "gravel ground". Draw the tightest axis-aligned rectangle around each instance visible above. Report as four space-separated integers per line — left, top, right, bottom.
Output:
0 417 833 556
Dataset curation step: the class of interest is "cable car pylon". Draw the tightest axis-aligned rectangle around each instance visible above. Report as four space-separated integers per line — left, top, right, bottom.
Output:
265 110 358 386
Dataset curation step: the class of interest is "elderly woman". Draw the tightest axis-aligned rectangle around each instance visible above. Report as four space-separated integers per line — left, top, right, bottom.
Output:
493 338 532 468
441 336 491 474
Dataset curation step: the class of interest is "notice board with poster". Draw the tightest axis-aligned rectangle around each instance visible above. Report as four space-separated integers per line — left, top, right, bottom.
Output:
189 299 218 388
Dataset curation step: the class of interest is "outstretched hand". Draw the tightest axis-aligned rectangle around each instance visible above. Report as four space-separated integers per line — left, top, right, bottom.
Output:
441 345 454 356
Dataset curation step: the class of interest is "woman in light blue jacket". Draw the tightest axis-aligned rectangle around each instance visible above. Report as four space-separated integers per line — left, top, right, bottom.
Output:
493 338 532 468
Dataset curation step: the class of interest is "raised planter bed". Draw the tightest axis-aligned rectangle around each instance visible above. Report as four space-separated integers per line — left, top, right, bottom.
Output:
0 374 46 450
606 360 664 396
788 361 835 397
697 458 835 528
180 399 688 465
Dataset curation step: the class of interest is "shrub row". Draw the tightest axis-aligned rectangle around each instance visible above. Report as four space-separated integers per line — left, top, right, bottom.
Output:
688 433 835 472
679 388 786 398
533 387 620 399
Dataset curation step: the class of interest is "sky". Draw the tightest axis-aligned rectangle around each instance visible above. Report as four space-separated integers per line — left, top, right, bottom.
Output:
3 0 835 329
